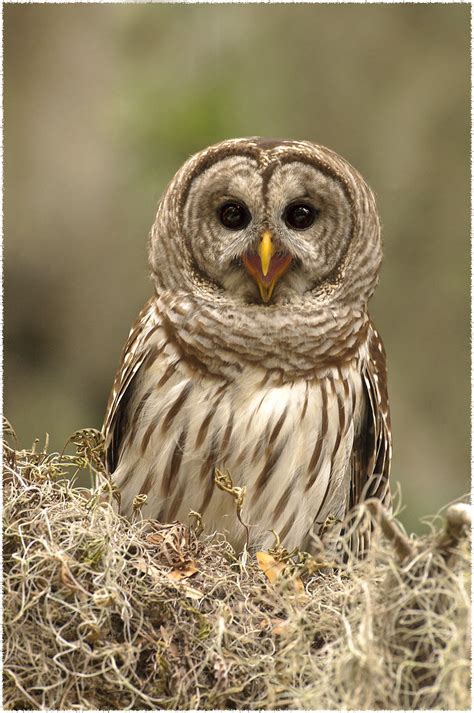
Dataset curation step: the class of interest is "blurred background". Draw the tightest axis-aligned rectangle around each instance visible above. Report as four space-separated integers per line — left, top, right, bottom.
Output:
5 3 470 532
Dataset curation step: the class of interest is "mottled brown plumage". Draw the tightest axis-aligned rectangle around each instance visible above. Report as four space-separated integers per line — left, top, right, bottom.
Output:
103 138 391 553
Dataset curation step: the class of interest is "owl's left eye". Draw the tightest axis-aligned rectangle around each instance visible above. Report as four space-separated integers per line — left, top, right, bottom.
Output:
283 202 318 230
218 201 251 230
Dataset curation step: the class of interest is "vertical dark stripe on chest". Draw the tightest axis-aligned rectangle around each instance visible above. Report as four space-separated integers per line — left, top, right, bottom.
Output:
330 377 348 461
253 436 288 500
305 384 329 491
300 382 310 422
161 382 193 433
198 430 221 514
268 406 288 447
162 427 188 497
131 387 154 446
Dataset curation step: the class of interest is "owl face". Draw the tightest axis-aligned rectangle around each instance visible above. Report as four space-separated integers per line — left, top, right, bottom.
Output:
182 154 353 304
151 139 381 310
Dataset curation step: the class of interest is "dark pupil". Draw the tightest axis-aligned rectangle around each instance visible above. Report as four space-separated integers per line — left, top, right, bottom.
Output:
219 202 249 230
285 203 316 230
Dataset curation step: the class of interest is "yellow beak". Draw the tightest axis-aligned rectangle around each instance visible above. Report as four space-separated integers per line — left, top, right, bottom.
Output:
257 230 275 276
242 229 293 304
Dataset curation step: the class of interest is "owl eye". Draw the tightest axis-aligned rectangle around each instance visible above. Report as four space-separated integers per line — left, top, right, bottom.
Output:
283 203 318 230
218 201 251 230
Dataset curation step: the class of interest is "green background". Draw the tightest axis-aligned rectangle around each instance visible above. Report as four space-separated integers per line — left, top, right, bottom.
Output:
5 3 470 532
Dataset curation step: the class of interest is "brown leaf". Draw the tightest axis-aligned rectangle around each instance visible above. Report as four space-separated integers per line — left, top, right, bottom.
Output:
256 551 305 594
256 551 286 583
167 562 199 581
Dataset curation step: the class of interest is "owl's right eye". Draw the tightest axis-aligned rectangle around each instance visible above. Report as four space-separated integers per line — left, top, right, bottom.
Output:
218 201 251 230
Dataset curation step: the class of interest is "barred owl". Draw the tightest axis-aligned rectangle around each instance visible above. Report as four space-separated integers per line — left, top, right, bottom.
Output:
103 138 391 554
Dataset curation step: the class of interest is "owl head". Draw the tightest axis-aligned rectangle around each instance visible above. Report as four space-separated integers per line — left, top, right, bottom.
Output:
149 138 382 309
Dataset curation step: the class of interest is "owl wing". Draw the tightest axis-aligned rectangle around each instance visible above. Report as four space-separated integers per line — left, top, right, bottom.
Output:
350 321 392 513
103 297 160 473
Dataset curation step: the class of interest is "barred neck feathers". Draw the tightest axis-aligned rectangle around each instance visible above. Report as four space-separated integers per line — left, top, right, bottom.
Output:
156 290 369 380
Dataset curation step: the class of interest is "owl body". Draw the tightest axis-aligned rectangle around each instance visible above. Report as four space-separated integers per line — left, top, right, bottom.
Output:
104 138 391 554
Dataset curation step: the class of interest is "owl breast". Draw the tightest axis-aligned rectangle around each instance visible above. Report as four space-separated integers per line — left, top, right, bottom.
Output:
114 324 366 552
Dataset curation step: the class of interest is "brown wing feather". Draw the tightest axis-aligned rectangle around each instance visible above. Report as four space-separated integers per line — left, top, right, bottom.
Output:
102 297 160 473
350 320 392 512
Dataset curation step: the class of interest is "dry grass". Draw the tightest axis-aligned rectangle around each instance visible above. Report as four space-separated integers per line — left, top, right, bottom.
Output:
2 424 471 710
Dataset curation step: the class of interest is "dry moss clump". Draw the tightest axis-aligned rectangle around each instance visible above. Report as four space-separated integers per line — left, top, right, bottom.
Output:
3 426 471 710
